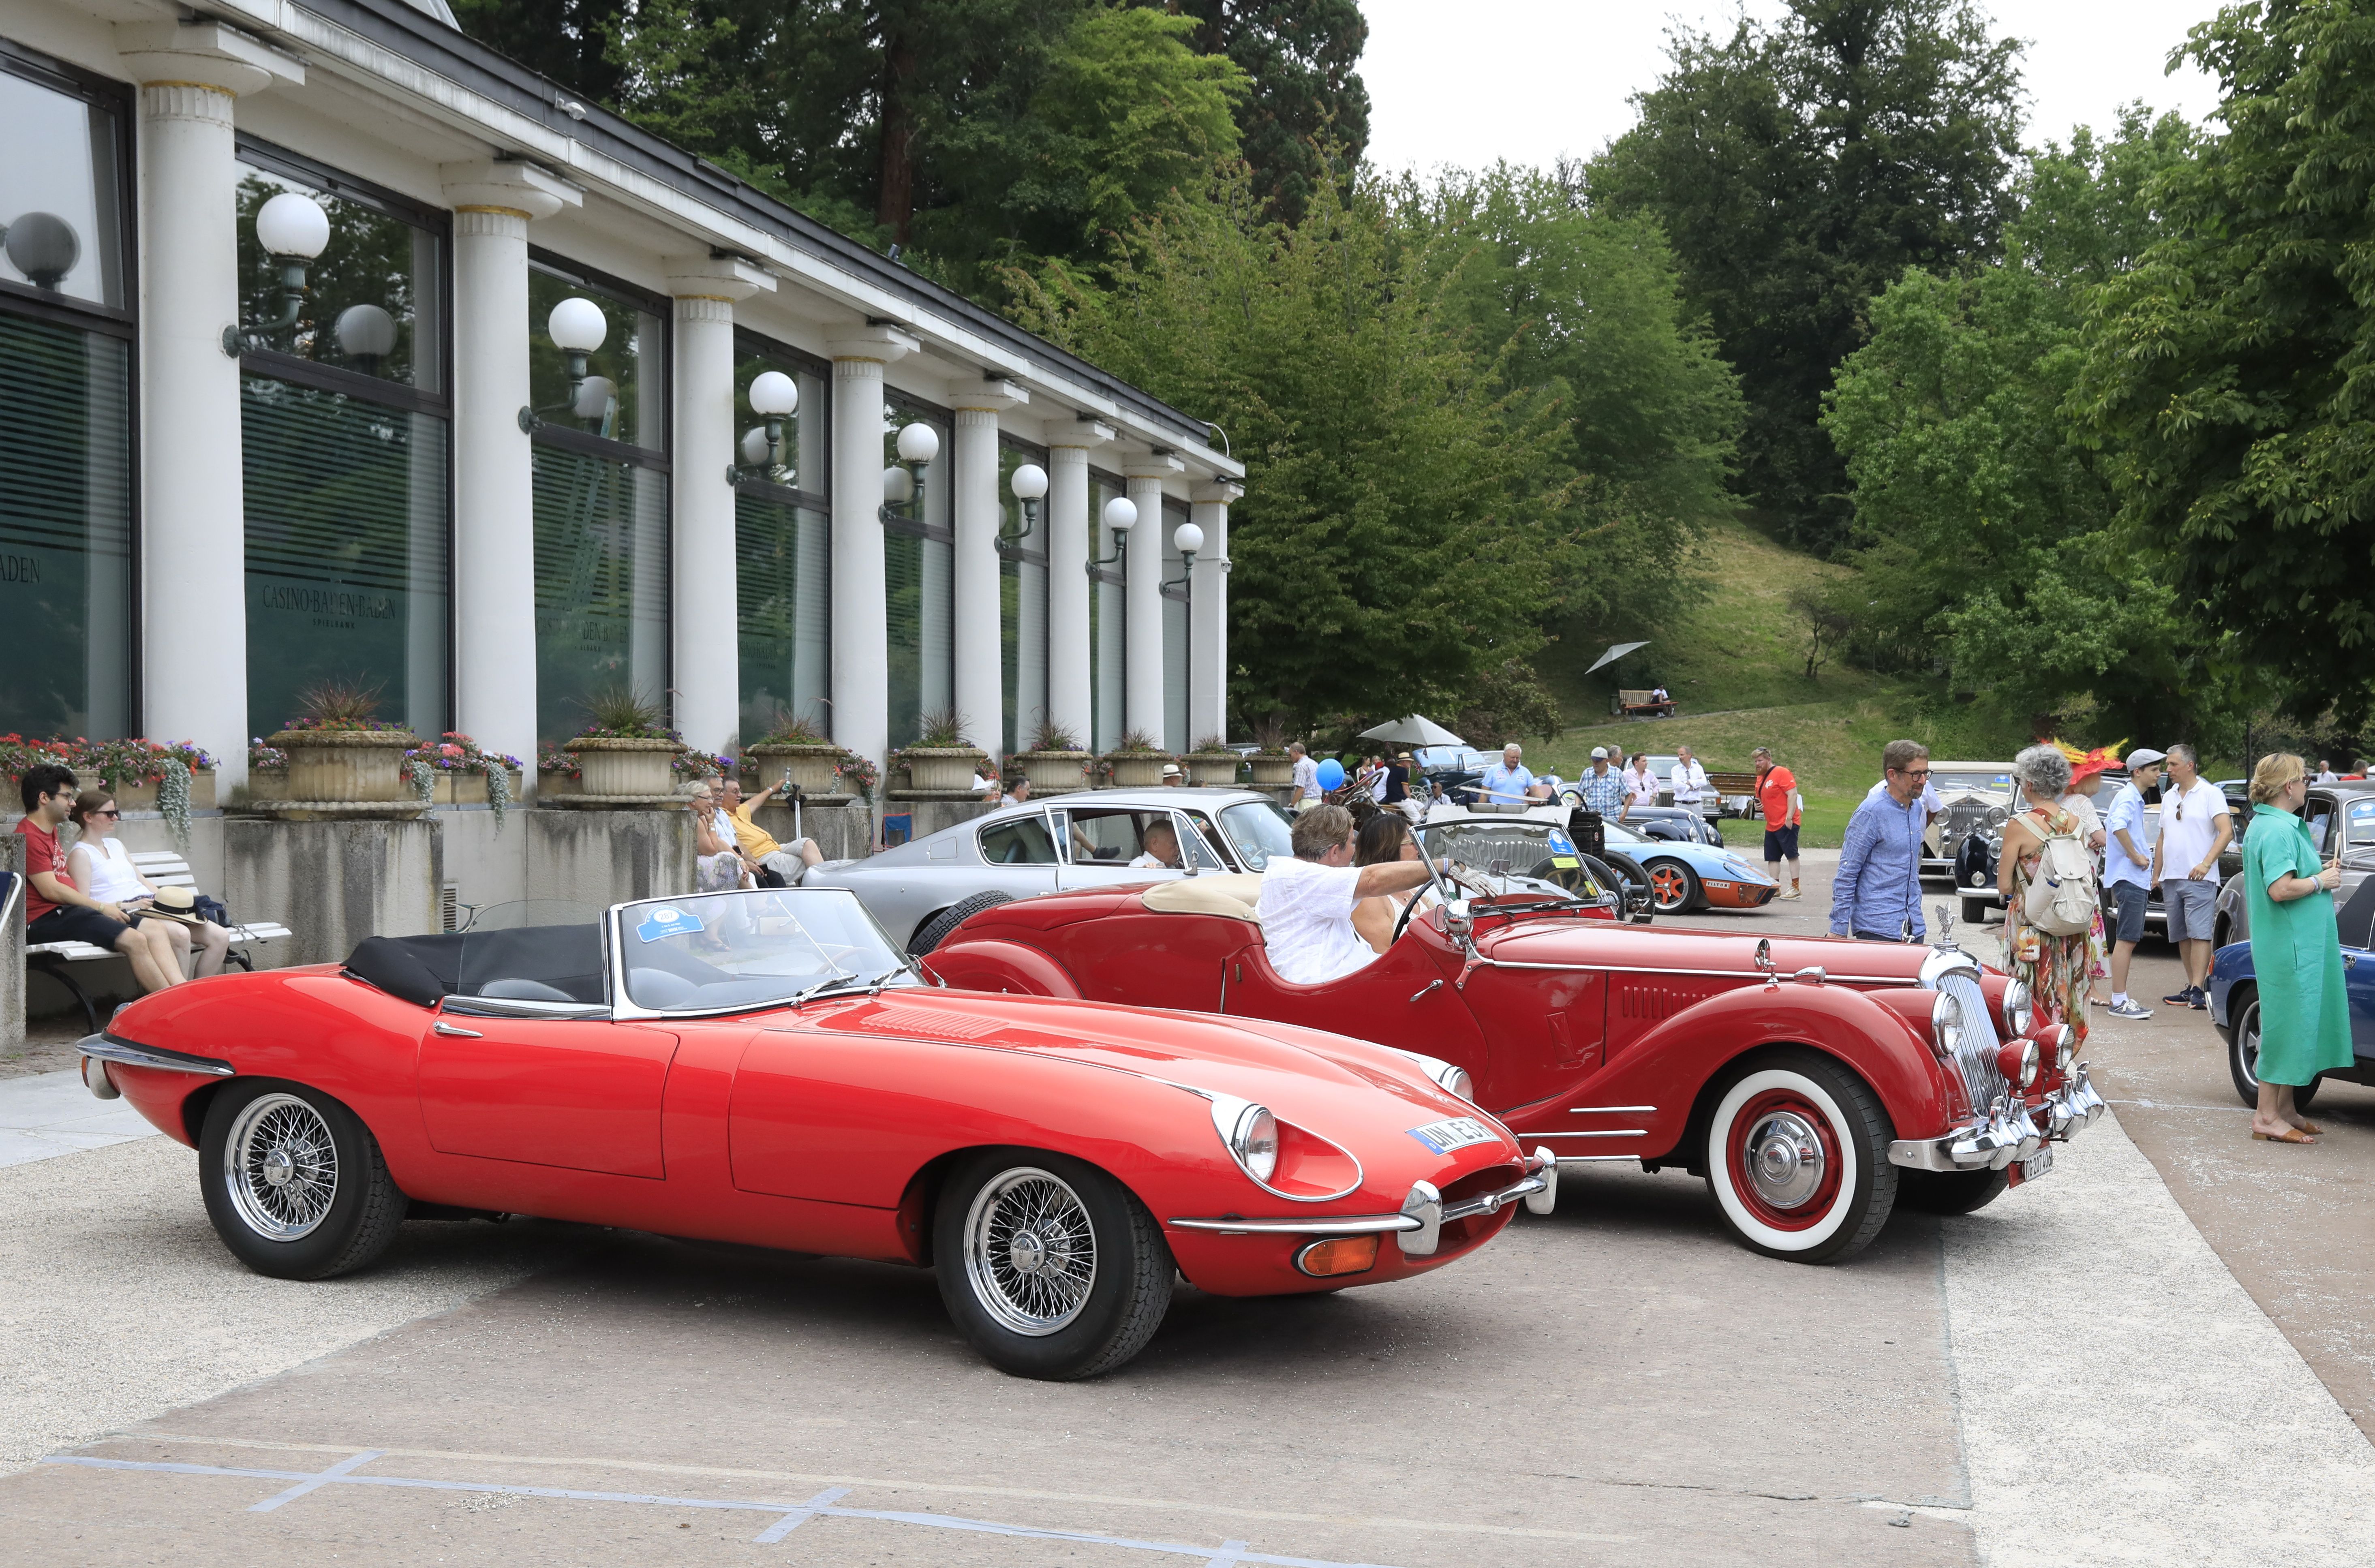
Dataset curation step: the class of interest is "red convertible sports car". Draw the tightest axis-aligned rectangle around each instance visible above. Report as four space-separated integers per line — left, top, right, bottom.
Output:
922 865 2106 1263
75 888 1552 1380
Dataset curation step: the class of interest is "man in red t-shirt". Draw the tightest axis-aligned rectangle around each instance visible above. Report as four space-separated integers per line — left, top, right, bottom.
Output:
1753 745 1804 901
14 762 180 993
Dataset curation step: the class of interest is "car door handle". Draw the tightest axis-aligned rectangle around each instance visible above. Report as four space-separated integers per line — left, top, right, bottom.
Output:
1410 979 1443 1003
433 1022 484 1037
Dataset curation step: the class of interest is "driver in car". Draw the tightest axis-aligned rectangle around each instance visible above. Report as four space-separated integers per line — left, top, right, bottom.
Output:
1258 803 1440 984
1129 820 1183 870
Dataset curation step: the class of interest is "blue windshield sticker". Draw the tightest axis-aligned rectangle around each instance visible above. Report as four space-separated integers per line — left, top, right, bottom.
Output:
636 905 705 943
2353 801 2375 817
1406 1116 1497 1155
1547 828 1577 856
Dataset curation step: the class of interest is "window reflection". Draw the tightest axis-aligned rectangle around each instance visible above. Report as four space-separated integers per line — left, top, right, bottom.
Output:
527 264 658 448
234 163 440 389
0 68 123 309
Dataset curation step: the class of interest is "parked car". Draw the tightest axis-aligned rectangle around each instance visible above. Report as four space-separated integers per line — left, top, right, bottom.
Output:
2210 781 2375 948
1608 802 1725 846
1953 775 2252 934
2209 928 2375 1111
923 870 2101 1264
74 889 1550 1381
1598 817 1778 914
806 787 1291 955
1922 763 2017 880
1412 803 1652 922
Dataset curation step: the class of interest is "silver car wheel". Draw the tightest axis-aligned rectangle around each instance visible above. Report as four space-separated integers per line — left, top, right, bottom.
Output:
223 1092 340 1241
963 1166 1097 1337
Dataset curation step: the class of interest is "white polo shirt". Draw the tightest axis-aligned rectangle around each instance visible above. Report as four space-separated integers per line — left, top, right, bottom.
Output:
1257 856 1377 985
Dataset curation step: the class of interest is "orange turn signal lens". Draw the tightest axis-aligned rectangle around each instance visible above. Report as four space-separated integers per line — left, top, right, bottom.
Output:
1294 1235 1379 1277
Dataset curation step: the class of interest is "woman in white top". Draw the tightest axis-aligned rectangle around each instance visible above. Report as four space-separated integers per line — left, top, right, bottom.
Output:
1621 754 1659 810
1350 811 1436 954
66 789 229 982
686 781 751 892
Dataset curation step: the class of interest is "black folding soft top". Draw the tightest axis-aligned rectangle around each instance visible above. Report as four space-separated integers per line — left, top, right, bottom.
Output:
345 924 606 1008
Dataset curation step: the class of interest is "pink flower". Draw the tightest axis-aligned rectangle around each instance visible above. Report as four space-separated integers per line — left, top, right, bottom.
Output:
439 743 463 758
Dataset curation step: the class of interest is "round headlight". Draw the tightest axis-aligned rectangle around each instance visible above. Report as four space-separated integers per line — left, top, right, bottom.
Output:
2053 1025 2075 1075
1443 1066 1475 1103
2002 979 2033 1037
1932 990 1964 1056
1232 1104 1278 1184
1996 1039 2040 1090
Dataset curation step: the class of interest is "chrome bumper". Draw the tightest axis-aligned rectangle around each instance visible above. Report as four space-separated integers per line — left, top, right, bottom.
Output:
77 1031 235 1099
1889 1064 2106 1173
1170 1149 1558 1258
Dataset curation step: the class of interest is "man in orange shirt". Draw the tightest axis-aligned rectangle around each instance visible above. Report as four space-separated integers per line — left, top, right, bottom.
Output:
1753 745 1804 901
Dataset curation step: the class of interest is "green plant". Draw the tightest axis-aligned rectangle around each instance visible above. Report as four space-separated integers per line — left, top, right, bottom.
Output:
157 757 192 851
751 711 832 747
1190 734 1233 754
578 685 670 737
1026 714 1084 753
914 706 976 749
287 678 402 732
1108 728 1164 755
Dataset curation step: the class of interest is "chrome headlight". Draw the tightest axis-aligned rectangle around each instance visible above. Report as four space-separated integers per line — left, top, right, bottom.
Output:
2001 979 2033 1037
2052 1024 2075 1075
1387 1047 1476 1104
1212 1098 1278 1184
1995 1038 2039 1090
1931 990 1965 1057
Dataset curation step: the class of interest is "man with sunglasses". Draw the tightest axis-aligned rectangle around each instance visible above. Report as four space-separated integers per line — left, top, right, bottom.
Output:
2150 743 2233 1009
1832 740 1931 941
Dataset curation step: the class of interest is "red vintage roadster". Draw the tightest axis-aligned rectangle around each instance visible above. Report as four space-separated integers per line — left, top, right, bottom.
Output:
922 866 2106 1263
76 888 1551 1380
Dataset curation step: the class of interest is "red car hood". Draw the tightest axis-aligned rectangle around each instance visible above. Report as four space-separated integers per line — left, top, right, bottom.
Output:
1478 918 1936 986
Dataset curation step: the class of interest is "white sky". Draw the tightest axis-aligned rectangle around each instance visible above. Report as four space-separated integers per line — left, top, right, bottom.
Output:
1360 0 2230 177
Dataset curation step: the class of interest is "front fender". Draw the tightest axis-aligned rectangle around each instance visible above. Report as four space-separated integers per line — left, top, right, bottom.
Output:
924 936 1082 997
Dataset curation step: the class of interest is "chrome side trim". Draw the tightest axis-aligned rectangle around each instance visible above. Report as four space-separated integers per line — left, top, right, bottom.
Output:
1464 957 1920 984
76 1033 235 1078
1169 1214 1421 1236
1536 1129 1645 1138
1571 1105 1656 1113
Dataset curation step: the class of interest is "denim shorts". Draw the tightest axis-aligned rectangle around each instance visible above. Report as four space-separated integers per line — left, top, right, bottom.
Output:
2161 877 2217 942
2109 880 2150 945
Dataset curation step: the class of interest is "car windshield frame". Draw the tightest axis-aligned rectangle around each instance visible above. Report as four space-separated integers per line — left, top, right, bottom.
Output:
1217 798 1296 870
608 887 924 1019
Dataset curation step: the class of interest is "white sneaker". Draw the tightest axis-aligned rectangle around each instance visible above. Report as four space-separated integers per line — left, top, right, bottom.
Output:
2107 998 2152 1020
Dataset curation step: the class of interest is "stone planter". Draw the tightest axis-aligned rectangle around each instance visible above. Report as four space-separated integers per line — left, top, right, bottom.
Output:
1247 755 1294 787
267 728 419 802
537 768 582 798
1185 753 1240 787
743 743 845 796
243 771 289 803
899 747 989 793
430 768 523 805
1011 751 1095 795
97 768 220 813
1104 753 1168 789
565 736 686 798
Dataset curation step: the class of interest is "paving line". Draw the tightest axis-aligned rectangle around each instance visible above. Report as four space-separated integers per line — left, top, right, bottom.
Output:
118 1430 1636 1545
41 1454 1408 1567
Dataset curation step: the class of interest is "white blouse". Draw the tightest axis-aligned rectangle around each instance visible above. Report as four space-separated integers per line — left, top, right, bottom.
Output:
74 836 146 903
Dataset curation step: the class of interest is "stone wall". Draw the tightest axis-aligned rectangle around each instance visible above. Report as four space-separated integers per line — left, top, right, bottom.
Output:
750 800 876 863
525 810 695 908
224 818 445 969
882 793 997 845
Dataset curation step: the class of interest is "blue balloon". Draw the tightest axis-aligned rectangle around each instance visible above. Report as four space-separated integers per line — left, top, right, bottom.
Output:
1316 758 1346 791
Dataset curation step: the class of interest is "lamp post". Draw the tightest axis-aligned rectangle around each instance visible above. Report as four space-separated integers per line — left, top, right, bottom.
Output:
1 212 81 289
1000 462 1047 551
729 369 800 484
881 419 939 522
517 296 608 431
1087 494 1136 574
221 190 329 355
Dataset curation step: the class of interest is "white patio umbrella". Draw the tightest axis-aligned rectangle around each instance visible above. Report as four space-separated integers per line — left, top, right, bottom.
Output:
1585 640 1651 675
1356 714 1467 748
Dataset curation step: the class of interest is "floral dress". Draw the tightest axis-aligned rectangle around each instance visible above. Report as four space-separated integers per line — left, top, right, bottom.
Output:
2004 804 2104 1048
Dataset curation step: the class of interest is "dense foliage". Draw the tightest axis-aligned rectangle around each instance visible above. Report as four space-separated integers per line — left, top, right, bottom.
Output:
1591 0 2024 554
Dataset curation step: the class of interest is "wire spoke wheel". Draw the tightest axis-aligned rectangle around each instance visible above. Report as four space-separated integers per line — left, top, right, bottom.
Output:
963 1167 1098 1337
223 1092 340 1241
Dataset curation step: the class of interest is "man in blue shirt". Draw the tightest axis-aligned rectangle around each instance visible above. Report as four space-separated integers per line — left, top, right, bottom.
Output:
1479 743 1539 808
1832 740 1930 942
1577 747 1626 820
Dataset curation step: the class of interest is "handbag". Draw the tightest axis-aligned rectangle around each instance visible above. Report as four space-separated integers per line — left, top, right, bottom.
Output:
195 893 232 928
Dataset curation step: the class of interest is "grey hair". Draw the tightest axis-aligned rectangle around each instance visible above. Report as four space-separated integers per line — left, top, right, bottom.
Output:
2013 744 2072 797
1881 738 1929 775
2166 742 2198 769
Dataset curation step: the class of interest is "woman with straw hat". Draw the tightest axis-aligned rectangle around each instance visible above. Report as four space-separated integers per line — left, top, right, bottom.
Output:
64 789 229 984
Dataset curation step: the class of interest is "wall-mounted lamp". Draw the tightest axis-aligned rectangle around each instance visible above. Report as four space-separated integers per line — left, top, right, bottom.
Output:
333 302 398 373
222 192 329 356
518 296 609 432
1164 522 1204 592
999 463 1047 550
728 369 800 484
880 420 939 522
1087 495 1137 575
1 211 81 290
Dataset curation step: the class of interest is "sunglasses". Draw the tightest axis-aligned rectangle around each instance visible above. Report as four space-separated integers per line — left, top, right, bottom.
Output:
90 808 121 819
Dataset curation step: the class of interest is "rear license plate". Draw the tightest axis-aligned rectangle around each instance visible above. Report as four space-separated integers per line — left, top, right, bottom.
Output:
2013 1147 2053 1186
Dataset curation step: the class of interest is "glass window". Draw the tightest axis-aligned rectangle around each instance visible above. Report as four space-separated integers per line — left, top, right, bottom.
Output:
0 312 131 736
733 342 828 743
1219 799 1295 870
1089 472 1125 753
528 263 661 449
884 397 952 747
979 814 1057 865
235 158 441 389
243 380 449 737
998 439 1048 755
0 64 125 310
532 446 668 742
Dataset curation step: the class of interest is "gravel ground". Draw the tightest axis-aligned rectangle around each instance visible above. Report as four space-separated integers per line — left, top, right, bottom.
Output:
0 1137 591 1475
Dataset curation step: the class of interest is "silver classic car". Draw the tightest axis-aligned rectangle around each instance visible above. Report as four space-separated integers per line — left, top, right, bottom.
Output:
805 787 1298 954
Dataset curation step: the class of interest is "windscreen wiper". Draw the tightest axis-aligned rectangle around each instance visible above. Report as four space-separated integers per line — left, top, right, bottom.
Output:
784 969 858 1008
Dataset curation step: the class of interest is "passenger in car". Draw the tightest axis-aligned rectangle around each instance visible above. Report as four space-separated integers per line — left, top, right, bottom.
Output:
1129 820 1183 870
1258 803 1438 984
1350 811 1434 954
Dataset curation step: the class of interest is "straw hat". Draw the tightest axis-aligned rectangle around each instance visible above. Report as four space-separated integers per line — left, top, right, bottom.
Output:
137 885 210 928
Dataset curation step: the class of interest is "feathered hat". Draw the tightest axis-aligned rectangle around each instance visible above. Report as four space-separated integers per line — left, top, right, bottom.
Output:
2055 739 2125 785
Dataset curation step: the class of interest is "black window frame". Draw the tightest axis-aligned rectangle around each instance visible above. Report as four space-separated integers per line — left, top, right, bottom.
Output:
882 387 953 545
525 246 673 471
729 326 829 511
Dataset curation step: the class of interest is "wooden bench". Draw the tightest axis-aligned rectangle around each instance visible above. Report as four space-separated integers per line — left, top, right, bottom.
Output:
20 851 294 1033
1611 689 1675 718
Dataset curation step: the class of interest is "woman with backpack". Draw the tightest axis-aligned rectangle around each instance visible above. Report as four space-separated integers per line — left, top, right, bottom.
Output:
1998 744 2106 1049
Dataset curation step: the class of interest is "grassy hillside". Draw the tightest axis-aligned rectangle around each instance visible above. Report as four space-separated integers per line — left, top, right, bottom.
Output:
1530 521 2031 845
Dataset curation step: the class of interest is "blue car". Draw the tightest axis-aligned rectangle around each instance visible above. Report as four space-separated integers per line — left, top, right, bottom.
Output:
2207 938 2375 1110
1600 818 1778 914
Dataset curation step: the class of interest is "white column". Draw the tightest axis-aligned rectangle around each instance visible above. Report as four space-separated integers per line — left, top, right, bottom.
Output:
1044 430 1105 752
116 23 299 785
438 162 578 789
1122 455 1184 743
948 379 1027 758
664 258 774 759
1190 480 1240 745
827 327 918 772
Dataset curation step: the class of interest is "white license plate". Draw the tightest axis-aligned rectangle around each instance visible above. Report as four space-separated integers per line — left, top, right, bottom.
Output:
2017 1148 2053 1185
1406 1117 1496 1155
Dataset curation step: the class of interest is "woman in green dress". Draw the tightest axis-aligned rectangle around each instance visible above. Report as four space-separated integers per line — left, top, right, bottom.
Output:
2241 753 2349 1144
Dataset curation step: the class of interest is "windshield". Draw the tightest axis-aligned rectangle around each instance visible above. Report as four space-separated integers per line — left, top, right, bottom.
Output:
1602 820 1650 847
1219 799 1296 869
1420 819 1605 897
1932 771 2011 795
617 888 916 1013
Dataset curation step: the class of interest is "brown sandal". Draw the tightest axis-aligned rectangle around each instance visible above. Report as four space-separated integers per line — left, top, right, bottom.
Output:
2253 1127 2319 1144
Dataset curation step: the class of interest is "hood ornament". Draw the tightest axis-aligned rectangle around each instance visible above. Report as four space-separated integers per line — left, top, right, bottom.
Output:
1934 903 1959 951
1754 937 1778 990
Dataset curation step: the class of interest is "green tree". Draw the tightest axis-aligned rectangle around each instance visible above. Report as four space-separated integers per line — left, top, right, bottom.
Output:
1169 0 1371 220
2075 2 2375 729
450 0 627 106
1592 0 2024 553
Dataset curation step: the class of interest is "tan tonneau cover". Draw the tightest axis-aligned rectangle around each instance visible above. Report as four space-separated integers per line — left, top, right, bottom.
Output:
1140 873 1265 923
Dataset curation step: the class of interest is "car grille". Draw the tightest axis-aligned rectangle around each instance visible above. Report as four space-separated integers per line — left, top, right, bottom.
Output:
1936 967 2009 1110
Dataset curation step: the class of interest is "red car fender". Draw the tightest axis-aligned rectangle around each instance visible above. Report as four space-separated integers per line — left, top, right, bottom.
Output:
923 937 1082 997
1505 982 1956 1158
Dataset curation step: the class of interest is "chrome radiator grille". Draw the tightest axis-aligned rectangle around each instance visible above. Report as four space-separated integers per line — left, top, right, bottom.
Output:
1938 968 2008 1110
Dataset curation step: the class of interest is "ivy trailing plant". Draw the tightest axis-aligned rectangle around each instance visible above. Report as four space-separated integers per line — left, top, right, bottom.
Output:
404 732 524 829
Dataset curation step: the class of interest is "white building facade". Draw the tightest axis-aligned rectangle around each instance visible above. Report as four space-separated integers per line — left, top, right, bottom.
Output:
0 0 1242 789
